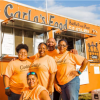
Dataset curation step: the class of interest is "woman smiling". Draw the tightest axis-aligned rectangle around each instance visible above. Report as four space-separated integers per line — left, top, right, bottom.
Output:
29 43 57 100
3 44 31 100
19 72 51 100
54 39 88 100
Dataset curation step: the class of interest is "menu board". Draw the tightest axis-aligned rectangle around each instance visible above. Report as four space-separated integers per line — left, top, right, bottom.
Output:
2 33 14 55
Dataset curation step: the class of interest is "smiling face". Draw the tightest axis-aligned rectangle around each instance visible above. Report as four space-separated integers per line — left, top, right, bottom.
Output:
38 44 47 57
46 38 56 51
27 75 38 89
18 49 28 61
58 41 68 54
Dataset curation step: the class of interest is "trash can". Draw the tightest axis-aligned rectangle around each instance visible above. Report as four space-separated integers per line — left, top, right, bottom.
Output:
91 89 100 100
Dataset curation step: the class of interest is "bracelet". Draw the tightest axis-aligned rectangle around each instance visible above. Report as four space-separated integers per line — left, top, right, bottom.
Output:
79 69 83 72
5 87 10 89
78 71 82 75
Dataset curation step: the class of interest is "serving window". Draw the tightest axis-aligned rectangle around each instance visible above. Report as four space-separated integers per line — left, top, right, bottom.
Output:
2 26 45 56
15 29 22 55
55 34 86 57
2 27 14 55
75 39 85 57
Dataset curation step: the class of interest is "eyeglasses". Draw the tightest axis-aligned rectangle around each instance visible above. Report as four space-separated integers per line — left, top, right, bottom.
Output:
58 45 67 47
27 72 36 76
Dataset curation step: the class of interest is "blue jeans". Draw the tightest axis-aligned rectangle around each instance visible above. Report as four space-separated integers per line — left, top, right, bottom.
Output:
8 91 21 100
60 76 80 100
50 92 54 100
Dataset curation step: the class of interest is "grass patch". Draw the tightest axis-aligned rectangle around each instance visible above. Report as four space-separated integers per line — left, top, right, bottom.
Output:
78 93 92 100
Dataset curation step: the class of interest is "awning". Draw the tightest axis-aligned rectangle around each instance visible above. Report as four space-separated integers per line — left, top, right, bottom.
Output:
55 29 96 39
2 17 58 33
0 56 14 62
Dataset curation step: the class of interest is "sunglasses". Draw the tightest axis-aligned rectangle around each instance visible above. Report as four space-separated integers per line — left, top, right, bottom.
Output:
27 72 37 76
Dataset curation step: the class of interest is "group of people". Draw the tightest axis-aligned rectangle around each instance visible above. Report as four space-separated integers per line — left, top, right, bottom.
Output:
3 38 88 100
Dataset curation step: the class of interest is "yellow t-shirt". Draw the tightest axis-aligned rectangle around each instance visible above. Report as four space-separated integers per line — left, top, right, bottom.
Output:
22 84 48 100
4 59 31 94
29 55 57 92
54 51 85 85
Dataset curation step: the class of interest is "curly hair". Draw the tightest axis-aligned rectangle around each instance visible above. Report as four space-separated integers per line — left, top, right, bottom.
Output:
16 44 29 53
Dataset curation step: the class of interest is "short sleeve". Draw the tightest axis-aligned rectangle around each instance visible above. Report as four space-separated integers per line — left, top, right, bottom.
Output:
72 54 85 65
4 61 14 78
48 56 57 73
29 53 39 60
36 85 49 97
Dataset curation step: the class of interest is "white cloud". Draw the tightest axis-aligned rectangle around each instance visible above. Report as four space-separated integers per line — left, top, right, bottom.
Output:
47 0 55 7
39 1 100 25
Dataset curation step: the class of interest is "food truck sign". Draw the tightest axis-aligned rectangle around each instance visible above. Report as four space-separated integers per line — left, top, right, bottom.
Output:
88 42 99 63
4 4 67 30
69 20 90 33
2 3 97 34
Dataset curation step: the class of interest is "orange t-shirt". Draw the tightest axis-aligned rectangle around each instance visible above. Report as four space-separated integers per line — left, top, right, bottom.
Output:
4 59 31 94
29 49 59 60
54 51 85 85
46 49 59 57
29 55 57 92
29 53 39 61
22 84 48 100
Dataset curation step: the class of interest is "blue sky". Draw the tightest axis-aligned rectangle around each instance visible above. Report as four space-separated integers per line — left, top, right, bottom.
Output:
10 0 100 25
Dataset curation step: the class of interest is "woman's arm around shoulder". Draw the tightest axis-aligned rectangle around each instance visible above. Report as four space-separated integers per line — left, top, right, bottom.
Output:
39 90 51 100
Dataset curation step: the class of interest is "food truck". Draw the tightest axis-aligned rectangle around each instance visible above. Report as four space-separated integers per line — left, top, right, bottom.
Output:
0 0 100 99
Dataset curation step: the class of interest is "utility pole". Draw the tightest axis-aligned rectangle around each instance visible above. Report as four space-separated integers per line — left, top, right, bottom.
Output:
46 0 48 24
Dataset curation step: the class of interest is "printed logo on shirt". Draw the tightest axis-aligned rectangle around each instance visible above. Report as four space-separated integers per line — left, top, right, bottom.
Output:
20 65 30 71
30 63 48 71
56 58 69 65
31 63 41 68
